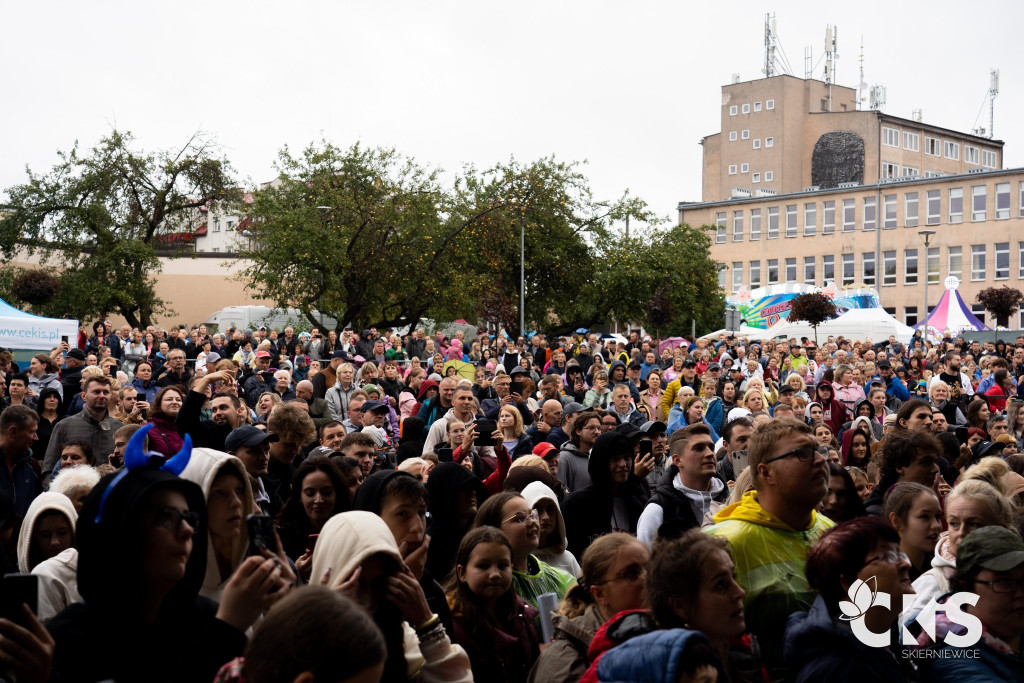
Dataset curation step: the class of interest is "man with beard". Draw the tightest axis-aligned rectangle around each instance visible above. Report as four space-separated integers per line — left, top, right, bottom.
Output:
176 369 248 450
931 351 974 410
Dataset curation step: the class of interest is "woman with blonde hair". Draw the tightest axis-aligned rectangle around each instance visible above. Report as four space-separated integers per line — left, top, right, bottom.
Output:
255 391 282 423
499 404 533 458
784 372 809 402
528 533 648 683
741 388 766 414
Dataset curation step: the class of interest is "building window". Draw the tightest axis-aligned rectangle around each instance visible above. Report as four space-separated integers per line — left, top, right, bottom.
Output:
862 252 876 286
1021 182 1024 218
732 262 743 291
948 246 962 281
902 166 920 178
965 146 980 164
754 101 762 112
742 103 750 114
715 212 727 243
767 207 779 239
904 131 920 151
741 163 749 173
842 254 855 286
750 209 761 240
925 170 944 178
785 257 797 282
765 171 774 181
905 249 918 285
883 127 900 147
766 99 775 110
983 149 998 168
971 244 986 281
804 203 817 236
226 220 234 229
786 204 797 237
881 162 898 179
905 307 919 326
823 200 835 234
823 255 835 282
972 185 987 221
752 173 761 183
1020 242 1024 279
926 190 941 225
750 260 761 287
905 192 919 227
842 199 856 232
883 250 896 286
766 137 774 148
742 129 750 140
996 182 1010 219
804 256 816 285
883 194 897 229
927 247 941 284
211 247 220 253
863 196 877 230
949 188 963 224
996 243 1010 280
213 219 221 233
732 211 744 241
768 259 779 284
718 264 727 290
925 137 941 156
729 105 738 116
728 165 737 175
729 131 738 142
753 139 762 149
972 306 986 326
944 141 960 160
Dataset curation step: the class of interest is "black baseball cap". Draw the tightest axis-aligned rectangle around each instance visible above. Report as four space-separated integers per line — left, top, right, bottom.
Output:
225 426 279 452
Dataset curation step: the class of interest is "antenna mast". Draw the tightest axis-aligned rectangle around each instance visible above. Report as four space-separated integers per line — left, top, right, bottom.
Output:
823 25 838 112
989 69 999 139
857 38 867 110
764 13 776 77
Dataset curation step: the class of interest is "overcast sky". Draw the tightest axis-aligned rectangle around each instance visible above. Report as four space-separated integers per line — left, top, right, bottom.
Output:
4 1 1021 229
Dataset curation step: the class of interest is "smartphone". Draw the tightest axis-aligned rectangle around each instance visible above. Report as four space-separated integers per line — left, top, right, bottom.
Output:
474 418 497 448
246 514 275 557
61 335 69 345
638 440 653 458
731 450 750 475
510 381 524 397
0 574 38 628
306 534 319 554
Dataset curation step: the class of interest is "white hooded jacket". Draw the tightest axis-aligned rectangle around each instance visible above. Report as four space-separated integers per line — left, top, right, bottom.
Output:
180 447 256 603
310 511 472 683
17 492 77 574
521 481 581 578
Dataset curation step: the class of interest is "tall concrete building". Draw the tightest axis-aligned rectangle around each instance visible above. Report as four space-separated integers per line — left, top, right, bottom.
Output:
682 74 1022 328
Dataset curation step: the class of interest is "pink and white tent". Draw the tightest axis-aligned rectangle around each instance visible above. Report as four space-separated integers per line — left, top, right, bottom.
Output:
916 276 988 341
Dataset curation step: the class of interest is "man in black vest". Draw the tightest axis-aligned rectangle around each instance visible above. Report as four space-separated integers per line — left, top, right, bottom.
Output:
636 423 729 547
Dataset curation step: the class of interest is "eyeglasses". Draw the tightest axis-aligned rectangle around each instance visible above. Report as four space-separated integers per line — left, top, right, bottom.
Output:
502 510 540 526
866 550 909 566
597 563 646 585
150 506 200 532
763 445 819 465
975 578 1024 594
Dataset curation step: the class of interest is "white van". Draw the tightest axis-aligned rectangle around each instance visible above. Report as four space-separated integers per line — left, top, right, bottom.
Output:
203 306 337 333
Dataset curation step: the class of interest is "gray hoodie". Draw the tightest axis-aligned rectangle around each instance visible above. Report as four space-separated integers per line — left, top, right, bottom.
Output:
521 481 580 578
558 441 591 494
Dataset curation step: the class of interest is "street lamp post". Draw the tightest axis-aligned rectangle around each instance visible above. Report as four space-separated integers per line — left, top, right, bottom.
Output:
316 206 333 330
918 229 936 331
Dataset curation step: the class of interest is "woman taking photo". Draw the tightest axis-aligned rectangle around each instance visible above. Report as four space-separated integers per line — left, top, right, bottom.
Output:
884 482 943 581
276 457 350 572
786 517 917 680
132 361 160 404
146 386 186 458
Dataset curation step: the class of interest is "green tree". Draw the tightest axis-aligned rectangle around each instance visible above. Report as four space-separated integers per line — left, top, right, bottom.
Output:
0 130 238 327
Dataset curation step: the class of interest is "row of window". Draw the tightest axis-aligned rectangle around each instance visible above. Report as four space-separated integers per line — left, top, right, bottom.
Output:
720 242 1019 295
713 181 1020 243
729 99 775 116
728 132 775 150
881 126 998 167
727 165 774 183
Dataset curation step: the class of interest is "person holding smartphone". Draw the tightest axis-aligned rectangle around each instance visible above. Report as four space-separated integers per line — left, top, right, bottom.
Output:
481 370 534 427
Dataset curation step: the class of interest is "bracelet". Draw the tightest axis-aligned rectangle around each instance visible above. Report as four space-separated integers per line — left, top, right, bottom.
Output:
417 622 447 646
415 614 439 634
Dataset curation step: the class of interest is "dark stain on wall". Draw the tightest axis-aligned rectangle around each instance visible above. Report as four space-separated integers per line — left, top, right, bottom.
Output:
812 132 865 188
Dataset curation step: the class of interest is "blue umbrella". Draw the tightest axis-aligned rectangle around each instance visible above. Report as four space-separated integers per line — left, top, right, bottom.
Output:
575 328 588 334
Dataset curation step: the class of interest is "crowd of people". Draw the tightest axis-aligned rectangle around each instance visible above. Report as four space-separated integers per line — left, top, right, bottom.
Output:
1 319 1024 682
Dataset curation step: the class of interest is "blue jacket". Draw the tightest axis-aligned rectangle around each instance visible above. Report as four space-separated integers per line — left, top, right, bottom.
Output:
785 594 913 683
131 378 159 404
930 638 1024 682
596 628 727 683
0 448 42 518
885 375 911 402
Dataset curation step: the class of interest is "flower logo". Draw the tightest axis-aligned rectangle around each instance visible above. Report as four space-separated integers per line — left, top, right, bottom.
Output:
838 576 877 621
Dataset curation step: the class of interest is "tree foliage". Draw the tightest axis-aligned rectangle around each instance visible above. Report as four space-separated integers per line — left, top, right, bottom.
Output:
788 292 839 345
0 130 239 327
977 286 1024 327
10 269 59 306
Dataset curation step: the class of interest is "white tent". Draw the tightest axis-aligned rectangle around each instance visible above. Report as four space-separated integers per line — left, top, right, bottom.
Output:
747 308 916 343
698 325 765 340
0 298 78 351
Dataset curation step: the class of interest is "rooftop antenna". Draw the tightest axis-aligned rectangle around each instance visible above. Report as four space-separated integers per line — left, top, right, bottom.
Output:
989 69 999 139
869 85 887 111
804 45 813 79
912 108 923 122
823 25 838 112
857 38 867 110
764 13 776 77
